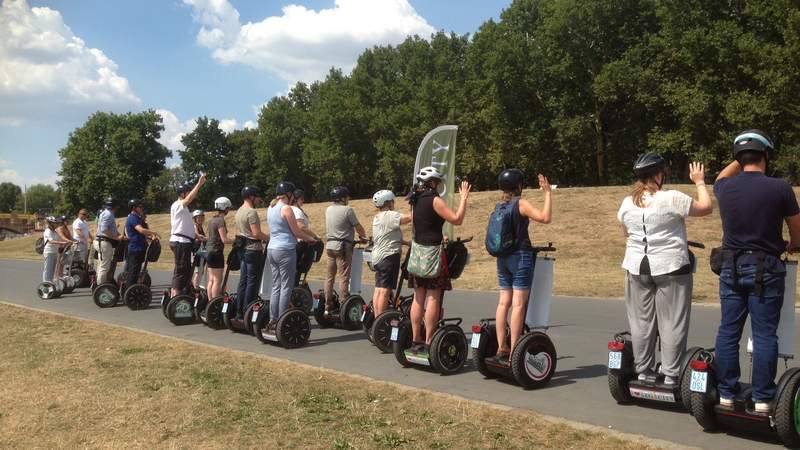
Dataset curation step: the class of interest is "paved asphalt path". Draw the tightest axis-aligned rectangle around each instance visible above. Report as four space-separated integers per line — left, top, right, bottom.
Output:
3 259 798 449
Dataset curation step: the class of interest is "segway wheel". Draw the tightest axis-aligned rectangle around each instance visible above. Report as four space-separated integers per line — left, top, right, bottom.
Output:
54 278 66 296
243 300 262 335
253 304 272 344
93 283 119 308
116 272 128 287
124 284 152 310
291 286 313 315
341 295 365 331
222 297 238 331
167 295 196 326
194 288 209 321
690 384 718 431
277 309 311 349
143 272 151 288
775 368 800 447
71 267 89 288
679 347 704 411
313 291 336 328
430 324 468 375
473 325 501 379
392 320 414 367
362 302 375 342
160 290 170 318
63 276 76 293
511 332 556 388
371 310 401 353
203 296 226 330
37 282 57 299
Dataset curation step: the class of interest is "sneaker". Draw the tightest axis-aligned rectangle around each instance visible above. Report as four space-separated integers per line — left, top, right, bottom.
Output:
754 401 770 413
663 376 678 386
719 397 734 408
266 320 278 334
637 370 654 381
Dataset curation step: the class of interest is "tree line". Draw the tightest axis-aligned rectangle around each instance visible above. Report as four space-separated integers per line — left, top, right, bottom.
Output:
33 0 800 215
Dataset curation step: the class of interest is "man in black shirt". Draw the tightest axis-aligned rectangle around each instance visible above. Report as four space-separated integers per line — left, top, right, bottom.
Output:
713 129 800 412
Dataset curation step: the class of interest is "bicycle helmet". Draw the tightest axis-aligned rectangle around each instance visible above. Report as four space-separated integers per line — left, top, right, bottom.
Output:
733 129 774 159
416 166 443 182
633 153 666 178
176 183 191 195
372 190 396 208
276 181 296 196
128 198 143 209
214 196 232 211
59 215 68 222
46 216 59 224
498 168 524 191
103 197 115 207
241 186 262 199
330 186 350 201
294 189 305 201
192 209 205 218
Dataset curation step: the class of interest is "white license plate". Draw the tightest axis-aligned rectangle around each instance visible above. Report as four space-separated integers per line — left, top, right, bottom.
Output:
470 332 481 349
313 298 320 309
690 370 708 393
390 327 399 342
360 311 366 322
251 311 259 323
608 351 622 369
222 303 229 313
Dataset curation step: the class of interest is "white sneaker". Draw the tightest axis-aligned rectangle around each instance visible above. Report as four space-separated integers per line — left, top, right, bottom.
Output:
637 370 654 381
754 401 770 413
719 397 734 407
663 376 678 386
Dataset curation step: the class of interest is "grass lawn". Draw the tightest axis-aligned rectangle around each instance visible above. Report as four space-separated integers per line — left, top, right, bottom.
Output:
2 184 798 302
0 303 656 450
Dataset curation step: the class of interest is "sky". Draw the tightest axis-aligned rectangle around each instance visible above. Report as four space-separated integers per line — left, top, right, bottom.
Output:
0 0 508 188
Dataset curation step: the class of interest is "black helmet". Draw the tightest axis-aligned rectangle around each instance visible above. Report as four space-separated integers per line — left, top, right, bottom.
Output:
128 198 143 209
733 129 774 159
633 153 666 177
330 186 350 201
276 181 296 196
498 168 524 191
176 183 191 195
241 186 262 199
294 188 305 200
103 197 115 207
59 215 68 222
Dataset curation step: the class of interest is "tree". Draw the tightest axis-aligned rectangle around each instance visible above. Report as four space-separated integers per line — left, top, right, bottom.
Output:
17 184 60 213
227 128 258 204
143 167 188 213
179 117 231 208
58 111 171 213
0 182 21 212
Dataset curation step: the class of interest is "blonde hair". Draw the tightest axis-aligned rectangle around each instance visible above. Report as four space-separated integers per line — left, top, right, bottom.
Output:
631 178 660 208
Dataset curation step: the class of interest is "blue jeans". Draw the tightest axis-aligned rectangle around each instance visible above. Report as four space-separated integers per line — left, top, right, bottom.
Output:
236 249 262 319
714 264 785 401
269 247 297 320
496 249 535 290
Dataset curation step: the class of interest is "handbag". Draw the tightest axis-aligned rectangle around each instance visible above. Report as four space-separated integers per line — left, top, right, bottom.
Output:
407 241 442 279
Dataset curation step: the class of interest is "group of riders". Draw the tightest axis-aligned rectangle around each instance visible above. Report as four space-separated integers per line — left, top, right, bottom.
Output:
40 128 798 413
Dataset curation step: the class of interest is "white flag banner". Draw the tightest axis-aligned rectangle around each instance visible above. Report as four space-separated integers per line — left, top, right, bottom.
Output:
413 125 458 239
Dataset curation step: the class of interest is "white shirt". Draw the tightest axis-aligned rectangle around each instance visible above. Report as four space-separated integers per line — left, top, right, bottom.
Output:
618 190 693 276
170 200 195 243
372 210 403 265
72 218 90 244
292 206 309 228
43 228 60 255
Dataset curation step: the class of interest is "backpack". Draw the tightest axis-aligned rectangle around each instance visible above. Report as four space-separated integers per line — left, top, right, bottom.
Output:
445 239 469 279
35 237 45 255
484 199 519 257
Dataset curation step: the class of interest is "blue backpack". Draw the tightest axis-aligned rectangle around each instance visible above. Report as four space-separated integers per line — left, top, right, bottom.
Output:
485 199 518 257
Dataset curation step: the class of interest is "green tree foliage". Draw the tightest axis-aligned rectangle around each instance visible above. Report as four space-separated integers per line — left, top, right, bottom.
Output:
179 117 231 208
17 184 60 213
0 182 21 212
143 167 188 213
58 111 170 213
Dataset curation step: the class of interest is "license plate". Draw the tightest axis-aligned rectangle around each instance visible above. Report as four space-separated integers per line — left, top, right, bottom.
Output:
360 311 366 322
390 327 399 342
313 298 320 309
222 303 229 313
608 351 622 369
690 370 708 393
251 311 259 323
470 332 481 349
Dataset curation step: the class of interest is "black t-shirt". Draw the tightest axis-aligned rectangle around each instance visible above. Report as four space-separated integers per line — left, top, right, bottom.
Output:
715 172 800 256
412 191 445 246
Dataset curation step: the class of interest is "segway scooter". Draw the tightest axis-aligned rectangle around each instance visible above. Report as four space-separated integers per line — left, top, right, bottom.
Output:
389 237 472 374
202 249 240 329
470 244 558 388
689 257 800 447
92 239 126 308
69 244 92 288
312 239 368 330
607 241 706 408
37 242 76 299
291 240 323 314
122 239 161 310
362 250 413 352
222 245 268 334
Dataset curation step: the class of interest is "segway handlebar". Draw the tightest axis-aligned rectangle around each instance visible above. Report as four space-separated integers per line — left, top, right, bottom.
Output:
688 241 705 249
532 242 556 253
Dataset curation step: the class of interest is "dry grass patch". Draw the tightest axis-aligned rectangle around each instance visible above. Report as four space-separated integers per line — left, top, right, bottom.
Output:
2 185 798 302
0 303 654 450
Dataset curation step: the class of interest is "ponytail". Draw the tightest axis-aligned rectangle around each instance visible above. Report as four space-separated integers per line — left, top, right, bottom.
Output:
631 179 660 208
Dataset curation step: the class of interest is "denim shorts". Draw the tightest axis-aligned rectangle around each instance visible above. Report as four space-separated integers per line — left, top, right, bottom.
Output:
497 249 535 290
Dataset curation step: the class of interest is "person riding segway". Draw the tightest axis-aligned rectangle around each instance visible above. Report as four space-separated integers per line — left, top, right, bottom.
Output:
314 185 368 329
252 181 315 348
92 198 128 307
607 155 713 407
37 216 72 299
70 209 93 287
471 169 559 388
198 197 233 325
689 130 800 446
288 188 320 314
390 168 473 374
120 198 160 310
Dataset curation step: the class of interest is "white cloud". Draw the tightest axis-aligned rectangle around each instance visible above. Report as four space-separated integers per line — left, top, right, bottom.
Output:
0 0 140 125
0 158 58 186
243 120 256 129
183 0 434 85
156 109 254 152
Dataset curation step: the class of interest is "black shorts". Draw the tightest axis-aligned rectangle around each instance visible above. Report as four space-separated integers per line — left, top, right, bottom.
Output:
374 253 401 289
207 250 224 269
170 242 193 290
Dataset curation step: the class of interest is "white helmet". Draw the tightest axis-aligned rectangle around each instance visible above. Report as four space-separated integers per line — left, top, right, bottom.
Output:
372 190 396 208
416 166 443 182
214 196 232 211
192 209 205 218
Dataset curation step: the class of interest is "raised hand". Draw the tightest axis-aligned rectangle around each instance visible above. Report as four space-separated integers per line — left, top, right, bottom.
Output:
538 174 551 192
459 180 472 200
689 162 705 185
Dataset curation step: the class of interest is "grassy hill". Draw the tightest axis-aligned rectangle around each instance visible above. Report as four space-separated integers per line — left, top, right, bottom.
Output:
3 185 798 302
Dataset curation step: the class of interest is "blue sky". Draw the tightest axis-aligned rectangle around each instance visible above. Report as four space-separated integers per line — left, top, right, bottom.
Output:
0 0 507 188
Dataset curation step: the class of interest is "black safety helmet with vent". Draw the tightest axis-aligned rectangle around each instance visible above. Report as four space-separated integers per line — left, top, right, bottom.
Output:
498 168 525 192
733 129 774 160
276 181 296 196
103 197 116 208
176 183 191 195
294 189 305 200
330 186 350 201
128 198 143 209
241 186 262 199
633 153 666 178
